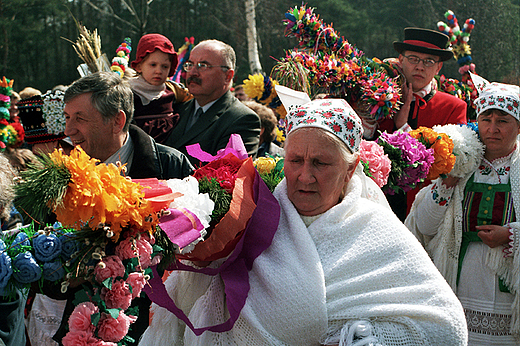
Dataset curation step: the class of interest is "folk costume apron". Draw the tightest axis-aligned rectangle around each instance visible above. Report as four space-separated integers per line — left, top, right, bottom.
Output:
457 175 516 345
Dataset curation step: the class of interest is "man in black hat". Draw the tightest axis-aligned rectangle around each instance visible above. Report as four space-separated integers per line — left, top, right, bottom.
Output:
364 27 468 221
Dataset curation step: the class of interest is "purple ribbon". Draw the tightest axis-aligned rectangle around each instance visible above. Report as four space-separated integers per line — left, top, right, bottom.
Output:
144 171 280 335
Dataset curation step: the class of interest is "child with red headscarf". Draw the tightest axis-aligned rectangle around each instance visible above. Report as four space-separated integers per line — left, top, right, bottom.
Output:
129 34 192 143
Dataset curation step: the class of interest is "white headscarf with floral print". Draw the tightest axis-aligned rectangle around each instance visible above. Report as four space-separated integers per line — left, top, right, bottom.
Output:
471 72 520 121
286 98 363 153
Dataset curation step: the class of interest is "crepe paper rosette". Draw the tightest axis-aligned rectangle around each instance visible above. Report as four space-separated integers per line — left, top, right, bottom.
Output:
408 126 456 181
377 131 435 195
359 140 392 188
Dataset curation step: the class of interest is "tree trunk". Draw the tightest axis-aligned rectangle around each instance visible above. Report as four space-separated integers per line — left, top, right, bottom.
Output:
245 0 262 75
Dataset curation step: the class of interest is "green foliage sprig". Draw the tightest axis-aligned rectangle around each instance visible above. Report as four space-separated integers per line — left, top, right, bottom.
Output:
14 153 70 223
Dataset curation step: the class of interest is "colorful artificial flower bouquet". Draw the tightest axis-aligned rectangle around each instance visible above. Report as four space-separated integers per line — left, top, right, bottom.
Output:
272 4 402 122
408 126 456 180
377 131 435 195
12 147 174 345
142 135 280 335
359 140 392 188
11 134 282 341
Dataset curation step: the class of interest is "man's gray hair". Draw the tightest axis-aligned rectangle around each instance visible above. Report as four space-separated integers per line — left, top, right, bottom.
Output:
197 39 236 70
64 72 134 131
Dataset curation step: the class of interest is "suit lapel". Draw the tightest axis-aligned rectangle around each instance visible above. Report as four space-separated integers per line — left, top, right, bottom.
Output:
167 100 195 147
172 92 231 148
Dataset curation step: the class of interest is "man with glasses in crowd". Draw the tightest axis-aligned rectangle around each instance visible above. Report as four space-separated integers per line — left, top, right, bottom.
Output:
163 39 260 166
363 28 468 221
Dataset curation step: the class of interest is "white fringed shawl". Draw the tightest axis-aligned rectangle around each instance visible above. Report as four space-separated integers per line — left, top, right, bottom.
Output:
140 173 467 346
405 146 520 339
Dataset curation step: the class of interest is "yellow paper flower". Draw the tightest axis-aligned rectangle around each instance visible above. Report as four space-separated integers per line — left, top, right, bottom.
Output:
409 126 456 180
50 148 156 241
243 74 266 100
254 157 277 175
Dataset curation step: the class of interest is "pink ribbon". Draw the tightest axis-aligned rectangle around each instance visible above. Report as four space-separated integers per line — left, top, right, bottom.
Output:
159 208 205 249
186 134 248 162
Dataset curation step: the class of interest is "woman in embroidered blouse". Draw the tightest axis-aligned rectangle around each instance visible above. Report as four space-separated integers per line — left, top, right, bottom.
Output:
405 77 520 346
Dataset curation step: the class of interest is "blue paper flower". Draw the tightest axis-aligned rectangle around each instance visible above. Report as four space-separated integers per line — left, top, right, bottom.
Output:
42 260 65 282
0 252 13 289
11 232 30 251
59 233 79 261
33 234 62 262
0 238 5 252
12 252 41 284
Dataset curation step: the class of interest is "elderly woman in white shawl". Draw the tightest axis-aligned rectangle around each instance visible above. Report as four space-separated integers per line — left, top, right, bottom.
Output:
140 99 467 346
406 78 520 346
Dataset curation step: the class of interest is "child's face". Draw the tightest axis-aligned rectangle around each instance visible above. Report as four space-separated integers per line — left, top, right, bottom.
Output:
135 50 172 86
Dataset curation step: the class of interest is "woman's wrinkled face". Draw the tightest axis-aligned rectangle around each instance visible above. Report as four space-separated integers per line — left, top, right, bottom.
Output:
478 109 520 161
284 128 357 216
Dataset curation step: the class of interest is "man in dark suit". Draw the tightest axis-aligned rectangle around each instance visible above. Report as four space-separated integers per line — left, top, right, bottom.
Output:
163 39 261 166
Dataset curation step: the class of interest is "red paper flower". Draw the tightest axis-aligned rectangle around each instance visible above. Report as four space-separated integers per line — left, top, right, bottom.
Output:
192 153 244 194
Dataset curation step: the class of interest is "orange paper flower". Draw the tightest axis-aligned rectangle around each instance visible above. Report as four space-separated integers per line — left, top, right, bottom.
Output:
409 126 456 180
50 148 156 241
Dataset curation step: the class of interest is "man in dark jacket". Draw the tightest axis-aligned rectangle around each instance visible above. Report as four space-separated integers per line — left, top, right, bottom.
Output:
163 39 260 167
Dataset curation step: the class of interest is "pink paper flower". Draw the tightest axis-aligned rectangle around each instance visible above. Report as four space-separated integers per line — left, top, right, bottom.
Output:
115 237 153 269
100 279 132 310
135 238 152 268
94 255 125 283
68 302 98 332
97 311 137 342
126 272 146 299
93 341 118 346
114 238 136 261
359 140 392 188
62 330 99 346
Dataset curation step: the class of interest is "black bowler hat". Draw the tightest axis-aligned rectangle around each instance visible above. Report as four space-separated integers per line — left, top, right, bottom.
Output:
393 27 453 62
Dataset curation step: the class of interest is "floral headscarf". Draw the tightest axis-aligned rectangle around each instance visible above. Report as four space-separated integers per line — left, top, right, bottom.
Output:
471 72 520 120
285 98 363 153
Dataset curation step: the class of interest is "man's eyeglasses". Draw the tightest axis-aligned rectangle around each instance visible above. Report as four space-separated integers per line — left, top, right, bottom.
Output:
403 55 439 68
183 62 230 72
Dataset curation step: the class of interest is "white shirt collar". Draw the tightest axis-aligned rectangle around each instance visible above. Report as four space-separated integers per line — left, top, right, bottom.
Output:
104 133 134 173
